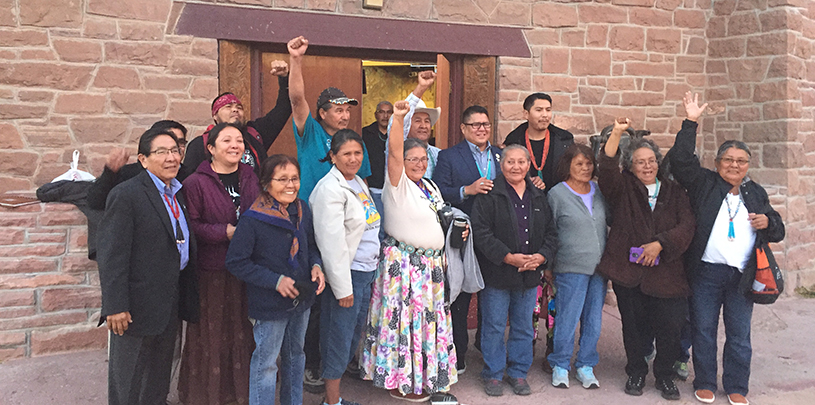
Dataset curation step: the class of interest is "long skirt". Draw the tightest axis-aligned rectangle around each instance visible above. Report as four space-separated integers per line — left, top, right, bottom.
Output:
361 243 457 395
178 269 254 405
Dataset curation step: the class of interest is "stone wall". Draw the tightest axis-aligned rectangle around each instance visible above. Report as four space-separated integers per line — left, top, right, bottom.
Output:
0 202 103 360
1 0 812 359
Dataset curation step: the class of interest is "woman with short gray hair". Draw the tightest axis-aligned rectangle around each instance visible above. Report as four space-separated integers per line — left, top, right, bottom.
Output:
666 92 785 405
598 117 696 400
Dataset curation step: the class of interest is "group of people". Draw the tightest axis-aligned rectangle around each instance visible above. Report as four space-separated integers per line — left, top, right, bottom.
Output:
94 33 784 405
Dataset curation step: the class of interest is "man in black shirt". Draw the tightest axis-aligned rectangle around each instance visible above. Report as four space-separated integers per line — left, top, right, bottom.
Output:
503 93 574 192
181 60 292 177
361 101 392 234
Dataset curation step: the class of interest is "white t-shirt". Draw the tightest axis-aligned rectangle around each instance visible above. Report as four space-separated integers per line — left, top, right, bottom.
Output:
382 169 445 250
701 193 756 271
347 180 381 272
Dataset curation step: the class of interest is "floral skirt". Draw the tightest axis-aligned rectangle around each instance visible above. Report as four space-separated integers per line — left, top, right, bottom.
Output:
361 243 457 395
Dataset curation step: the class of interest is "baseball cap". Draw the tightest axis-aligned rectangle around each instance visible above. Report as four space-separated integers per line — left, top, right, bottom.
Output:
317 87 358 110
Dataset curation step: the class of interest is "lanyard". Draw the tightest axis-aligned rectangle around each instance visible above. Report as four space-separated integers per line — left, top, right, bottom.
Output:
525 129 550 180
163 193 185 244
476 151 492 179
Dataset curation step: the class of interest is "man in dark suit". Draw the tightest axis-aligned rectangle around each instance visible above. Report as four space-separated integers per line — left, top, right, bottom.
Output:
434 105 502 373
97 128 199 405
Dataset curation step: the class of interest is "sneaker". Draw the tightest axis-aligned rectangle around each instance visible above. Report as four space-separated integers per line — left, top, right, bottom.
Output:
504 377 532 396
483 378 503 396
552 366 569 388
673 361 689 381
694 389 715 404
456 360 466 375
624 375 645 396
339 399 362 405
389 389 430 402
428 392 458 405
303 368 325 394
576 366 600 389
727 393 749 405
656 378 681 400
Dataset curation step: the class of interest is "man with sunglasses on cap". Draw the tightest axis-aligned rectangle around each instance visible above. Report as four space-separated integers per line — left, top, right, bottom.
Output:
181 60 292 178
287 35 372 202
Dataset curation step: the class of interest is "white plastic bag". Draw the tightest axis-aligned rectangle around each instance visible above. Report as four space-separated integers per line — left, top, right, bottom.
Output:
52 150 96 182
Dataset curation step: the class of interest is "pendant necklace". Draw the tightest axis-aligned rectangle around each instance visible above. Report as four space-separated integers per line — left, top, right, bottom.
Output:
725 193 741 242
525 129 550 181
648 179 660 209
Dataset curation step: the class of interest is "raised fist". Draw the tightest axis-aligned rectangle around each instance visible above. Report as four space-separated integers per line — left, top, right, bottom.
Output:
287 36 308 57
393 100 410 118
270 60 289 77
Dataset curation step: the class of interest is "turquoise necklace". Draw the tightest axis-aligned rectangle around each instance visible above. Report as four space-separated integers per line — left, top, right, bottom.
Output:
725 193 742 242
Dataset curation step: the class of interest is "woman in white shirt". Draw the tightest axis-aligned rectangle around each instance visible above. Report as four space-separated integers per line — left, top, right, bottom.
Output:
361 100 460 402
310 129 381 405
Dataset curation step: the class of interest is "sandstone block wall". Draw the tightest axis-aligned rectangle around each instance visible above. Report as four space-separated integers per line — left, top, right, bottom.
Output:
1 0 813 359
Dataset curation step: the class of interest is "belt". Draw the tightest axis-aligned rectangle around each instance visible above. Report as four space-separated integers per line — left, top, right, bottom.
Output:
384 236 443 258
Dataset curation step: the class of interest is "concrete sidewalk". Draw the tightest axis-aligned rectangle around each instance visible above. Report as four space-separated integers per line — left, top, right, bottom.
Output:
2 297 813 405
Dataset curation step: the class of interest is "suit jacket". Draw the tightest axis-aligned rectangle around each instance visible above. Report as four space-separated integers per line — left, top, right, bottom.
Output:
434 140 503 215
97 170 199 337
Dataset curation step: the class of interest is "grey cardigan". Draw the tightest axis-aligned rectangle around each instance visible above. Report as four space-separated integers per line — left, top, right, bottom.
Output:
547 181 608 275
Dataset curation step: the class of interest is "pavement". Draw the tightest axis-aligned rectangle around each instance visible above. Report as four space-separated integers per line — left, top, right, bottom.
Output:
2 297 814 405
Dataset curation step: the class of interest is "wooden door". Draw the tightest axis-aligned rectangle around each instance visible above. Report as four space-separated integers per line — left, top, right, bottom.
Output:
260 53 363 158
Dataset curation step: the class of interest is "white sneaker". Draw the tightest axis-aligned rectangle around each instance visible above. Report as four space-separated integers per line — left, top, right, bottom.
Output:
576 366 599 389
552 366 569 388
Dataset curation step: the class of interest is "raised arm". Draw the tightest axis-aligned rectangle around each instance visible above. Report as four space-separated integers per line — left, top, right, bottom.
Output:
387 100 410 187
287 36 310 136
603 117 630 158
251 61 292 149
665 92 709 193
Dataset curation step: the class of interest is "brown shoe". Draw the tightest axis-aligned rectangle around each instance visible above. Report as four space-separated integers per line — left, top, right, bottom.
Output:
728 393 749 405
694 389 715 404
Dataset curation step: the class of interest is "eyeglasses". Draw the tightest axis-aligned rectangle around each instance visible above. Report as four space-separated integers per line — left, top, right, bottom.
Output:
405 157 429 164
271 177 301 185
719 157 749 166
150 148 181 157
633 158 658 167
463 122 491 130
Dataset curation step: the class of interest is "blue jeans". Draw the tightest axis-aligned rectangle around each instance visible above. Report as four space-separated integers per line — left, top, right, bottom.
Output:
692 262 754 396
547 272 606 370
250 308 310 405
320 269 376 380
480 285 537 380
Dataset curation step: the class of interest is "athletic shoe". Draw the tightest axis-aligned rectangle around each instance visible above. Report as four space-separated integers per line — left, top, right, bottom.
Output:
694 389 715 404
303 368 325 394
576 366 600 389
673 360 689 381
625 375 645 396
656 378 681 400
429 392 458 405
483 378 503 396
552 366 569 388
456 360 466 375
504 377 532 395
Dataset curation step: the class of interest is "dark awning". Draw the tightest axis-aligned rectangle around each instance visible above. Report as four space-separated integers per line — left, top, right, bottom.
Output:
175 3 531 58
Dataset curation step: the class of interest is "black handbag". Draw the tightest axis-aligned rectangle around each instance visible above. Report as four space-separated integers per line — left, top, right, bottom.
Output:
741 239 784 305
423 179 454 234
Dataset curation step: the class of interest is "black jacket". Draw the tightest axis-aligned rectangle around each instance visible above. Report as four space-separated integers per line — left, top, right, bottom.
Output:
181 75 292 178
361 122 387 189
504 122 574 191
471 175 558 290
666 120 785 283
97 171 199 336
